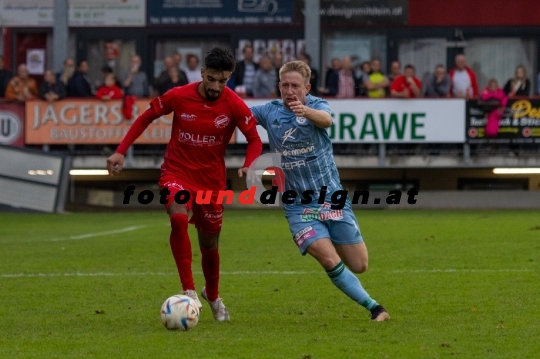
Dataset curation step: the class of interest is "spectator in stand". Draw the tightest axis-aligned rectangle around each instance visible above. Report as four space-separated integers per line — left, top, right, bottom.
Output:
252 56 276 98
480 79 508 138
96 73 123 101
57 58 75 86
0 55 14 97
154 56 187 97
273 52 283 97
121 55 149 98
298 52 318 96
449 54 478 99
173 53 183 71
161 67 186 94
96 65 120 90
39 69 66 101
503 65 530 97
390 65 422 98
67 60 93 97
336 56 356 98
319 57 341 96
185 54 203 84
233 44 258 97
364 58 389 98
5 64 38 101
356 61 371 97
423 64 451 97
388 60 401 83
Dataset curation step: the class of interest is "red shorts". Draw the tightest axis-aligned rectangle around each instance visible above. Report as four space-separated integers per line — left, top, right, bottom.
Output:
158 173 223 234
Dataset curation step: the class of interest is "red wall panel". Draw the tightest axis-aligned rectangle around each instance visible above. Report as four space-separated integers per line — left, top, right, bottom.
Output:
409 0 540 26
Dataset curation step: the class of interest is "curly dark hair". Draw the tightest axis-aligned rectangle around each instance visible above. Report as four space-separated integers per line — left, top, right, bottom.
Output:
204 47 236 73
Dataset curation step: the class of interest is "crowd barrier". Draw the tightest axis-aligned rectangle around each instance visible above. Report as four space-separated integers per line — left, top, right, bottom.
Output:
1 98 540 147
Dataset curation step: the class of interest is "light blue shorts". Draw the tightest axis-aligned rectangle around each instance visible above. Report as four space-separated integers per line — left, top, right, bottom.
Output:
285 199 363 255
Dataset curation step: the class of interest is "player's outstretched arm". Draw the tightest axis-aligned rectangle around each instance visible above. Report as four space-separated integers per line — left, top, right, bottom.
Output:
106 106 160 175
289 95 332 128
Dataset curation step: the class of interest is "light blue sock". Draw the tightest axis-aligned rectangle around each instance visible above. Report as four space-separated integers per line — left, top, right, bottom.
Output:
326 261 378 311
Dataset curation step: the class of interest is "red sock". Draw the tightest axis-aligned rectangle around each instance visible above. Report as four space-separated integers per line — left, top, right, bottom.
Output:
169 213 194 291
200 247 220 301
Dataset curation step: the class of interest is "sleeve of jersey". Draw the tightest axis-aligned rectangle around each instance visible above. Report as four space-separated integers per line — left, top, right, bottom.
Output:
232 97 262 168
149 89 175 117
313 98 331 115
241 125 262 168
115 107 159 155
249 104 267 130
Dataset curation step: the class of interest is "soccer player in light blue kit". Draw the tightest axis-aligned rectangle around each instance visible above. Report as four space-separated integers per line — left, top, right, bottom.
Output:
250 61 390 321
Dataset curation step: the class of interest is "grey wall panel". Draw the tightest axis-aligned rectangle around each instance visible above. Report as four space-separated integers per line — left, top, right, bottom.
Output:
0 177 57 212
0 148 62 185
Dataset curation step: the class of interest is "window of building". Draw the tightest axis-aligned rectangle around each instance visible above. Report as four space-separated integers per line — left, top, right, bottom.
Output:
465 38 536 92
153 38 229 80
398 38 447 82
322 32 387 79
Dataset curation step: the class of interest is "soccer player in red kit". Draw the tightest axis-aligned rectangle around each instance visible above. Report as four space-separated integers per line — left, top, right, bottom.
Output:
106 48 262 321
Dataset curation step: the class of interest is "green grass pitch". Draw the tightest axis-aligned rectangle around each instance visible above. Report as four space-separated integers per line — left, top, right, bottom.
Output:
1 209 539 358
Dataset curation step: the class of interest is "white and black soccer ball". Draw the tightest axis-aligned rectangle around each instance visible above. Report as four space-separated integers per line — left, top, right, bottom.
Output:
160 295 200 331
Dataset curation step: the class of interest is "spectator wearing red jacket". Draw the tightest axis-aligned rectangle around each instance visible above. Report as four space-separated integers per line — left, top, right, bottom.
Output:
449 54 478 99
390 64 421 98
96 73 123 100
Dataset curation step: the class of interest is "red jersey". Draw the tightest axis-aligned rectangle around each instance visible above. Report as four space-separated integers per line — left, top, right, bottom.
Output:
390 75 422 98
151 83 257 190
96 85 123 100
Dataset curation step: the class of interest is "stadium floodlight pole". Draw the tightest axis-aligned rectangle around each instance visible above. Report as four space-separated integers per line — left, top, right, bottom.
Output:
53 0 69 74
304 0 321 83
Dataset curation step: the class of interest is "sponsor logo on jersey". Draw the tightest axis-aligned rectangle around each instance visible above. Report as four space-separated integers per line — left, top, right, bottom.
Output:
281 127 297 144
245 115 252 125
203 104 211 108
281 159 306 170
204 211 223 223
276 145 315 157
293 226 316 247
301 202 343 222
178 130 223 146
296 116 307 125
214 115 230 128
181 113 196 121
161 181 185 192
271 119 281 128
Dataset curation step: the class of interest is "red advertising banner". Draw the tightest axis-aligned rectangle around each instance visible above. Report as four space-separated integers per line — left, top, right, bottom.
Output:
0 101 25 147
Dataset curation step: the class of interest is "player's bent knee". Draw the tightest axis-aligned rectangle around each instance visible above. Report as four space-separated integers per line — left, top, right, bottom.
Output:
314 254 341 271
168 202 188 216
349 262 368 274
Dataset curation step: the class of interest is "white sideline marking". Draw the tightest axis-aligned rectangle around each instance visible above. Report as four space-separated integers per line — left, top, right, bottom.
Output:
391 269 536 273
0 271 316 278
51 225 148 241
0 269 536 278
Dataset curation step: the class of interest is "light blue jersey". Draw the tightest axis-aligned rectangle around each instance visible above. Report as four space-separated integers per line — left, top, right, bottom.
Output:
250 95 342 208
251 95 363 255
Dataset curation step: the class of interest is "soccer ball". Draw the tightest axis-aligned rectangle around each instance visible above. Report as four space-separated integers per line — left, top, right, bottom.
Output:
160 295 200 331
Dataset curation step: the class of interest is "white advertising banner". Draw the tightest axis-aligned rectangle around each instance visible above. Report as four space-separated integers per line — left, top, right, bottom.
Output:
237 99 466 143
0 0 145 27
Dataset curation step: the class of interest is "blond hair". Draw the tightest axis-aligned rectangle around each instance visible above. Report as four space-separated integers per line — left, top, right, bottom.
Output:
279 60 311 84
